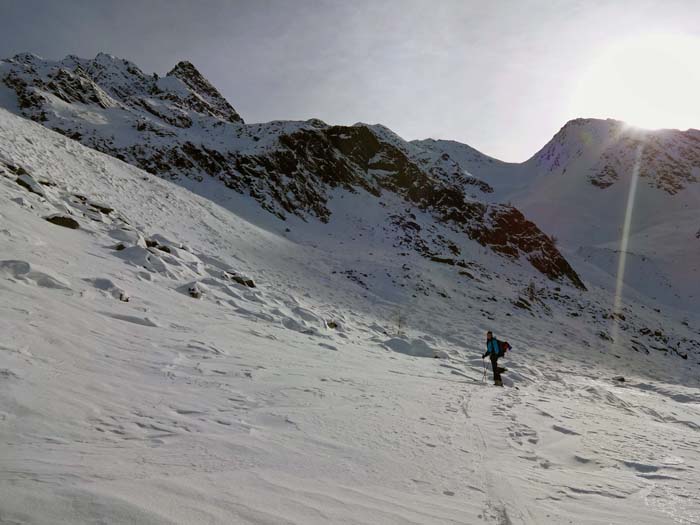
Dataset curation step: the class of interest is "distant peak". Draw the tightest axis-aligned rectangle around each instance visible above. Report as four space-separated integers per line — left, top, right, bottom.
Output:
166 59 243 124
94 52 118 61
560 117 623 130
93 52 131 67
9 52 42 64
167 60 202 79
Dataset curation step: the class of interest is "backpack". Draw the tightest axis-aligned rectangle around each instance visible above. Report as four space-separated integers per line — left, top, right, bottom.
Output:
498 340 511 358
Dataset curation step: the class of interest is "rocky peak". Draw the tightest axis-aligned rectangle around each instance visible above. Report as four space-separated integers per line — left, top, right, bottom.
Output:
9 52 44 66
529 118 700 193
167 60 243 124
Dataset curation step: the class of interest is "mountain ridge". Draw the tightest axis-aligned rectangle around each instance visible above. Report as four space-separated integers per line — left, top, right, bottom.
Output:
0 51 585 289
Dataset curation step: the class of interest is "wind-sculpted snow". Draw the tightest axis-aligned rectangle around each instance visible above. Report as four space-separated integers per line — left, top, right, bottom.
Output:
1 109 699 524
0 52 583 288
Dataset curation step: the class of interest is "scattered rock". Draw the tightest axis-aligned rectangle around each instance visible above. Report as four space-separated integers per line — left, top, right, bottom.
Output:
188 282 204 299
44 214 80 229
0 368 19 380
16 173 46 197
223 270 255 288
597 331 613 342
612 376 625 382
89 202 114 214
513 297 532 310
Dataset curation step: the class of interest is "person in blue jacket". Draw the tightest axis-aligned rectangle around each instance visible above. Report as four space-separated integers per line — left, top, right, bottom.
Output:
483 331 506 386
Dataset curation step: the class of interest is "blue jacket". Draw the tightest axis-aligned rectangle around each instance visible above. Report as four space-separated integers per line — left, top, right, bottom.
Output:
485 339 500 358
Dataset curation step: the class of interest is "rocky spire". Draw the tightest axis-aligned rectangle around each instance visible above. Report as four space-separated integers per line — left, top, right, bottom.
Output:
167 61 243 123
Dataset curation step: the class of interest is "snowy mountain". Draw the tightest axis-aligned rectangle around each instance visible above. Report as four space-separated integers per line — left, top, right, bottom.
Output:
1 53 700 524
417 119 700 309
3 103 700 525
0 52 583 289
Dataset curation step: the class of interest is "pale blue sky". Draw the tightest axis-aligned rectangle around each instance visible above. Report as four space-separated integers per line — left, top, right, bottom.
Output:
2 0 699 160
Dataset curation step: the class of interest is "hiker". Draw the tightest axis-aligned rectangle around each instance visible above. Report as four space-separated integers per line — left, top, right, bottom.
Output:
483 331 509 386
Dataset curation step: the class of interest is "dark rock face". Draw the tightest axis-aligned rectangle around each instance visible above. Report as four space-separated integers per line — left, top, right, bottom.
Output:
468 205 586 290
46 67 115 108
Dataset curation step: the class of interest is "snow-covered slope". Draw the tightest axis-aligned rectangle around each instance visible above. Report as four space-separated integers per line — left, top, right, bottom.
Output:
418 119 700 309
2 104 700 524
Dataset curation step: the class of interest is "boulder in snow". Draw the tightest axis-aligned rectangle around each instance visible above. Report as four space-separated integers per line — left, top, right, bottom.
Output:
16 173 46 197
223 270 255 288
45 214 80 229
89 201 114 214
187 281 204 299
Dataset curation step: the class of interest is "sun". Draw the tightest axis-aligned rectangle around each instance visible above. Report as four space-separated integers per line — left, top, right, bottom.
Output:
571 33 700 130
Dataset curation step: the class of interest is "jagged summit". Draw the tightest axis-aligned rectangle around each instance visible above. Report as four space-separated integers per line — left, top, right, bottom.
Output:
167 60 243 123
1 52 244 126
9 51 43 64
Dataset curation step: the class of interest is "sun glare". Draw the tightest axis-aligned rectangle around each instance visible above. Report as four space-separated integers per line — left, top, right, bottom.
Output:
572 34 700 130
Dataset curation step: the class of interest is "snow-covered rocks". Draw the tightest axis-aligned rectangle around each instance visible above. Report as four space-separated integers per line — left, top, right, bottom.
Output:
108 227 146 248
222 270 255 288
186 281 204 299
15 172 45 197
83 277 129 301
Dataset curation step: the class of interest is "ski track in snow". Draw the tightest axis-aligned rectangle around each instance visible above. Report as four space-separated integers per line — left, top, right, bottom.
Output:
0 109 699 524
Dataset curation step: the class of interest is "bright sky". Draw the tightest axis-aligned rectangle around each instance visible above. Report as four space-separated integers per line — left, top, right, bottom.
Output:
2 0 700 161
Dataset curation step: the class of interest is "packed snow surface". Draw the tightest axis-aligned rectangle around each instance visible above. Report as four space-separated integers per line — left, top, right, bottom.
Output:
1 110 699 524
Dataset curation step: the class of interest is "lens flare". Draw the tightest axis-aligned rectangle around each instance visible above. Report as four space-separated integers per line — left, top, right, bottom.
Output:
610 143 644 345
